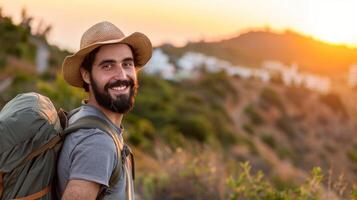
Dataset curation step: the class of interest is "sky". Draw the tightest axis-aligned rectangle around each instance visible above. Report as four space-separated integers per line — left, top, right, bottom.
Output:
1 0 357 52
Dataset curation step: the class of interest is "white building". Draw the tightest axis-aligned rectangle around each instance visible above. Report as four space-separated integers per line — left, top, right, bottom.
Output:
144 49 176 80
176 51 270 82
263 60 331 93
30 37 50 73
146 49 331 93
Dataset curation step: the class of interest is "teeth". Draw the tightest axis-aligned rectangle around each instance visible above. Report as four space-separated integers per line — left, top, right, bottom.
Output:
112 85 127 91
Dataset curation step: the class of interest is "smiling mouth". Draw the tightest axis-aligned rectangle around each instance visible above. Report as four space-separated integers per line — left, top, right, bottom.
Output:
106 79 133 95
108 82 130 95
111 85 128 91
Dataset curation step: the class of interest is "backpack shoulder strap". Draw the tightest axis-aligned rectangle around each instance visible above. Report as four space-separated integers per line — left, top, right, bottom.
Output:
62 115 123 189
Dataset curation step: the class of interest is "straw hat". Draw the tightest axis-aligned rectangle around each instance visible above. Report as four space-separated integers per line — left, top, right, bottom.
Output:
62 21 152 88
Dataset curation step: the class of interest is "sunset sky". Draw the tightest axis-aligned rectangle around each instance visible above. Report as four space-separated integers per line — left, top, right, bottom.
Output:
1 0 357 52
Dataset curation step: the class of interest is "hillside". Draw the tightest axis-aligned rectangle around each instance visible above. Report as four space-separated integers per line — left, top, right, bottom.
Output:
160 30 357 76
0 11 356 199
0 9 69 82
226 76 356 181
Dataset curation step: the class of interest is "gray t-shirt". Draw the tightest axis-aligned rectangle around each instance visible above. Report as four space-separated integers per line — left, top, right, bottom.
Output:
56 104 126 200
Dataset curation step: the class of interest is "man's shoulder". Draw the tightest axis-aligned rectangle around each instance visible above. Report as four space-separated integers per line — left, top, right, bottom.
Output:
64 106 120 153
63 128 117 153
58 128 120 191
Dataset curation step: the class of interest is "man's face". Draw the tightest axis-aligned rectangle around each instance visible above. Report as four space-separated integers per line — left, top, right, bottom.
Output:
88 43 138 113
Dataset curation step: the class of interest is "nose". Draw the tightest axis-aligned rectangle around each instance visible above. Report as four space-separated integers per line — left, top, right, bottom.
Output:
113 65 127 80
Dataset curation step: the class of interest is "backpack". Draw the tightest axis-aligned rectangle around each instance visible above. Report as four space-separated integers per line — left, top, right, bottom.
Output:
0 92 134 200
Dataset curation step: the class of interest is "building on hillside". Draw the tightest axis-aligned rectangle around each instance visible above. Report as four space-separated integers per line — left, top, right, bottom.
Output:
144 49 176 80
225 65 253 79
263 60 331 93
176 52 206 79
253 69 271 83
301 74 331 93
30 37 50 73
146 50 331 93
263 61 300 85
176 51 271 82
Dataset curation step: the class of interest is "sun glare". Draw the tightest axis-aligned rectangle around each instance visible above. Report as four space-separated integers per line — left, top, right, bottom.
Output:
3 0 357 49
305 0 357 46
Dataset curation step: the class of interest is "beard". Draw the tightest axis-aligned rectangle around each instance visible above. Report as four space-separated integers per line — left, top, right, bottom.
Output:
90 74 138 114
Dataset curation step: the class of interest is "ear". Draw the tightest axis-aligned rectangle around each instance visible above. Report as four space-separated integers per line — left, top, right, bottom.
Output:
80 67 90 85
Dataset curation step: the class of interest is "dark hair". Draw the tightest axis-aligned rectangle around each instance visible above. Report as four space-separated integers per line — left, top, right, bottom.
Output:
80 47 101 92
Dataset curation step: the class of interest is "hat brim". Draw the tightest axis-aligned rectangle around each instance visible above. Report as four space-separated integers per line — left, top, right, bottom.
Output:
62 32 152 88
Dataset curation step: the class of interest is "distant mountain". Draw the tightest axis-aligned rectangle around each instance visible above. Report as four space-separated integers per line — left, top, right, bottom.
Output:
160 30 357 76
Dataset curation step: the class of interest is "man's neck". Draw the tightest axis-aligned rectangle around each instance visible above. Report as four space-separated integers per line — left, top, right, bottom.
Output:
87 96 124 127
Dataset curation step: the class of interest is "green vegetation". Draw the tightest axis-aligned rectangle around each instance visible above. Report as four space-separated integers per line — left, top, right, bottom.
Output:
0 8 69 75
260 133 276 149
276 116 296 138
198 71 238 102
346 150 357 163
228 162 323 200
276 147 293 160
244 104 264 125
126 72 238 149
242 123 255 135
260 87 284 111
0 12 35 67
1 10 356 200
37 74 86 110
6 71 236 150
352 186 357 199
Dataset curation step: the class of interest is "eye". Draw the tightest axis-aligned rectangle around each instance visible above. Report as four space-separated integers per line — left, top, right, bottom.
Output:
122 61 134 68
102 64 112 70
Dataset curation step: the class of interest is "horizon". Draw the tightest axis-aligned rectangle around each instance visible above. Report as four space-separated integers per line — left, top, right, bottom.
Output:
2 0 357 52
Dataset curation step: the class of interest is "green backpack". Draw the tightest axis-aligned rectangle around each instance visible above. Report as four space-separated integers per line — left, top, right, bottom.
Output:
0 92 134 200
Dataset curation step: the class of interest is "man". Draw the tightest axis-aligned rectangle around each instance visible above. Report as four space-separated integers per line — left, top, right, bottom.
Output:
56 21 152 200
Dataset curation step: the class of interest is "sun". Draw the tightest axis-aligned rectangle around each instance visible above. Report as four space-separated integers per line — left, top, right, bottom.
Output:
305 0 357 46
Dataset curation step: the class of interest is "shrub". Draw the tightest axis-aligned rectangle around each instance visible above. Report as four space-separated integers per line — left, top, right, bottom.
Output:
199 71 238 101
175 115 214 142
276 148 292 160
236 135 258 155
346 150 357 163
242 123 255 135
244 104 264 125
1 69 37 102
285 87 308 107
160 125 185 149
227 162 323 200
126 118 156 148
127 131 144 146
37 74 85 110
260 87 284 111
149 149 226 200
352 185 357 199
271 176 297 191
276 116 296 138
260 133 276 149
319 93 348 118
133 75 176 128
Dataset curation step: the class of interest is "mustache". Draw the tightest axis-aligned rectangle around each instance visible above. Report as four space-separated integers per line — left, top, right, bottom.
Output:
104 77 136 91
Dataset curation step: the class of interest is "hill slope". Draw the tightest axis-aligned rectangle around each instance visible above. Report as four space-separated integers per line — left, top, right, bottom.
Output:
1 12 356 199
161 30 357 76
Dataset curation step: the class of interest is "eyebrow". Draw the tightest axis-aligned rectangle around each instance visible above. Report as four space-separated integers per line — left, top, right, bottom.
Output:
122 57 134 62
98 57 134 66
98 59 116 66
